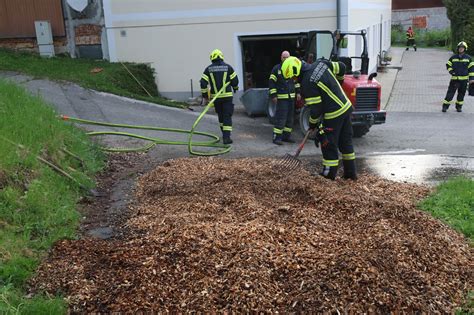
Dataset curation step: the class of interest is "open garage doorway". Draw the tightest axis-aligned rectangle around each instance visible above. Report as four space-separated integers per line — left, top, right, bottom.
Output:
240 34 304 91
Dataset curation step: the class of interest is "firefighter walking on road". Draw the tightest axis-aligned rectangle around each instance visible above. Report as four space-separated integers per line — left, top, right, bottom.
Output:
268 51 301 145
200 49 239 144
406 26 416 51
281 56 356 180
442 41 474 112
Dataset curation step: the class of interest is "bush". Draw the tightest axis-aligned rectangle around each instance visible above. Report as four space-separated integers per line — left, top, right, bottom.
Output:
391 25 405 45
443 0 474 54
390 25 451 48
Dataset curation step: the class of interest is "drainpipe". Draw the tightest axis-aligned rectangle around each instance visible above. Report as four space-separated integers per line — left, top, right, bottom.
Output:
63 0 76 58
336 0 341 30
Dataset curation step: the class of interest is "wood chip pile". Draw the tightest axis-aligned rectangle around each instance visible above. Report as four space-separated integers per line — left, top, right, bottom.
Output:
31 157 473 312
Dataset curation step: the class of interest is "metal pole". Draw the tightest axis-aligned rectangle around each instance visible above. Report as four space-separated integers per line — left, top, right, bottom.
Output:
380 14 383 66
336 0 341 30
190 79 194 98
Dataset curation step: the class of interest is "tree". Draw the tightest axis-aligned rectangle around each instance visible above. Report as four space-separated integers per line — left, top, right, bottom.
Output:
443 0 474 54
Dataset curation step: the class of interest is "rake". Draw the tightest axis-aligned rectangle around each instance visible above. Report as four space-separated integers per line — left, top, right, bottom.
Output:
277 130 312 171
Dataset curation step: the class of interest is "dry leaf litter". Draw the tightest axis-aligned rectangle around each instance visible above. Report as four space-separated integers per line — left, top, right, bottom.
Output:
31 157 473 312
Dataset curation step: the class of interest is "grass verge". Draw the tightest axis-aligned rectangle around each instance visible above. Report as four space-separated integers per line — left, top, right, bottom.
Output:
0 78 104 314
419 176 473 313
419 176 474 243
0 49 188 108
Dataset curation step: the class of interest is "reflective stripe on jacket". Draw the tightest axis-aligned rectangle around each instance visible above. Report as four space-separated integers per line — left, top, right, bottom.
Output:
300 59 352 122
268 63 300 100
446 53 474 81
200 60 239 99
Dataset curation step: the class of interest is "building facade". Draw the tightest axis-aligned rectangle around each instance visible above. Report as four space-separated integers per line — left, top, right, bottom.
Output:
0 0 107 59
391 0 449 30
103 0 391 101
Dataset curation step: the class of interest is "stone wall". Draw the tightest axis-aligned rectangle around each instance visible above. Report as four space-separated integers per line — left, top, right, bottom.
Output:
392 7 450 30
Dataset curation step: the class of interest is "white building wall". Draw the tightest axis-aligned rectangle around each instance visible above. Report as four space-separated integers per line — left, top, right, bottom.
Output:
104 0 337 100
346 0 392 74
104 0 391 100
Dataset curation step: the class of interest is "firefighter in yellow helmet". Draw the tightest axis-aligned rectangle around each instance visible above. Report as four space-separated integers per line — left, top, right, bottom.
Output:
200 49 239 144
442 41 474 112
281 56 356 180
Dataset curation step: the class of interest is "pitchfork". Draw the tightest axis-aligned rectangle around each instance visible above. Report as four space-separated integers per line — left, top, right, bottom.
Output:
277 130 312 171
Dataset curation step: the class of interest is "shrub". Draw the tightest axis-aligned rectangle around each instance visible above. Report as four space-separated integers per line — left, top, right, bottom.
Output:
443 0 474 54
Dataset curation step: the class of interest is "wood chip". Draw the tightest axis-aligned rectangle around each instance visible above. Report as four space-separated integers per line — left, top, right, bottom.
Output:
30 157 473 313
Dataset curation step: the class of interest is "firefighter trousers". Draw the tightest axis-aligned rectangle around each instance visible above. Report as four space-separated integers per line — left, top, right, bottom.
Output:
318 110 356 180
443 80 467 109
273 99 295 141
406 38 416 50
214 98 234 139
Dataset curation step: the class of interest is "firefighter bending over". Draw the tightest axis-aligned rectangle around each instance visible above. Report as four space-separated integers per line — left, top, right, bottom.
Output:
281 56 356 180
200 49 239 144
442 41 474 113
268 51 301 145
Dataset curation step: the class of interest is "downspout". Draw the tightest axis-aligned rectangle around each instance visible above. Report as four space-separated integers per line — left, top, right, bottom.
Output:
336 0 341 30
63 0 76 58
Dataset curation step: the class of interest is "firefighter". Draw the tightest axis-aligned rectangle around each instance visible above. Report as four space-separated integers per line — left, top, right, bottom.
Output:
442 41 474 112
200 49 239 144
268 51 301 145
406 26 416 51
281 56 356 180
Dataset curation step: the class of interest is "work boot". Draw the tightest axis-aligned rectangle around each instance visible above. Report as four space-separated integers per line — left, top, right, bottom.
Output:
223 137 233 145
342 160 357 180
442 104 449 112
319 166 338 180
405 47 409 51
282 131 295 143
456 105 462 112
273 133 283 145
414 45 417 51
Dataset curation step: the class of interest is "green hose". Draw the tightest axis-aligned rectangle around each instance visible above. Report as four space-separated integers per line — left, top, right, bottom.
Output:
61 83 232 156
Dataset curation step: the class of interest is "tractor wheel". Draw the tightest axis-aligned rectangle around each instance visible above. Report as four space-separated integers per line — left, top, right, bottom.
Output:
299 106 316 139
267 98 276 124
352 125 370 138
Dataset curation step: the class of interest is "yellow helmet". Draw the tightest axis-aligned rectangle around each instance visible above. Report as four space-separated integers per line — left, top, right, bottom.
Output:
210 49 224 61
281 56 302 79
457 41 468 49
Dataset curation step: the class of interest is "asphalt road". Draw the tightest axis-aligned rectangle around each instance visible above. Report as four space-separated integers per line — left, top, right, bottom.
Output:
2 70 473 185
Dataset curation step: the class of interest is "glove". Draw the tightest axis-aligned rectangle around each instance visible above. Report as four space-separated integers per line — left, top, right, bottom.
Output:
314 125 331 148
309 118 320 130
315 131 329 148
449 70 456 76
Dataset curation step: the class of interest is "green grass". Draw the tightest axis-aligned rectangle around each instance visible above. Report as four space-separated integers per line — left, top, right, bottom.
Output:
419 177 474 243
0 78 104 314
391 26 451 49
0 49 188 108
420 177 473 313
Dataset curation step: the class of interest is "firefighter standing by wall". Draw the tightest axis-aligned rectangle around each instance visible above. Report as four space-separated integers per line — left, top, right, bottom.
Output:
406 26 416 51
200 49 239 144
442 41 474 112
268 51 301 145
281 56 356 180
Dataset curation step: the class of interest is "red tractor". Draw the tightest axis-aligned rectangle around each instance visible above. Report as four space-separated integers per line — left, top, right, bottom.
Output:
268 30 386 137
